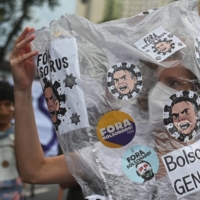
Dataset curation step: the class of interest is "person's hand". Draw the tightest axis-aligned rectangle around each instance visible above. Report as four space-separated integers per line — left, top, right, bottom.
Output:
9 27 38 91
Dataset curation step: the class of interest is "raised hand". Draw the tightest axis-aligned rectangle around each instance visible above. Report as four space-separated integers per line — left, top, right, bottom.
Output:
9 27 38 91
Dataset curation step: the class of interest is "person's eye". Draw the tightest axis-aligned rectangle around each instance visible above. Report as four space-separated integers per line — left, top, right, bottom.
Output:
184 109 189 115
5 103 12 107
167 78 180 88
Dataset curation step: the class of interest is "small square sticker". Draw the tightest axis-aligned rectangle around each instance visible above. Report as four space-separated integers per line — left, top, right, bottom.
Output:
135 26 186 62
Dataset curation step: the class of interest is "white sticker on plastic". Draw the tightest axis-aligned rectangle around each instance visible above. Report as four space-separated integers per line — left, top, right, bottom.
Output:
135 26 186 62
36 38 89 133
162 140 200 199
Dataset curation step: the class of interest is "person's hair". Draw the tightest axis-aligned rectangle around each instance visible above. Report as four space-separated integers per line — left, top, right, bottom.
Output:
0 81 14 103
43 77 60 101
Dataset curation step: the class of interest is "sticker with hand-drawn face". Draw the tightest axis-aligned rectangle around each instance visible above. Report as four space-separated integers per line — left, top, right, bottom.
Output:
163 90 200 143
97 111 136 148
122 145 159 183
107 62 143 100
153 39 175 54
135 26 186 62
194 37 200 67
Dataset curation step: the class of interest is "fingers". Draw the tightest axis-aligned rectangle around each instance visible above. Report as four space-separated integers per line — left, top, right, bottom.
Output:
11 51 38 66
14 27 34 46
11 34 35 58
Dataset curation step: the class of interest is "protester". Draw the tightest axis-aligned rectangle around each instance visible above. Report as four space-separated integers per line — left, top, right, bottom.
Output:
9 0 200 199
0 81 26 200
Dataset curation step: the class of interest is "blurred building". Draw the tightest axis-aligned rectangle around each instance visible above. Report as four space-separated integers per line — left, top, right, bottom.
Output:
76 0 106 23
121 0 175 17
76 0 175 23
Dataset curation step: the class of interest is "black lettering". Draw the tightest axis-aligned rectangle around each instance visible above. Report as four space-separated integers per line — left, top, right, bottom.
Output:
177 156 185 167
147 36 151 43
195 149 200 159
55 58 62 70
192 171 200 188
62 57 69 68
174 179 186 195
183 175 194 192
131 155 136 161
50 60 56 72
144 38 148 45
135 152 140 158
183 150 189 164
43 52 48 65
188 152 196 163
149 35 154 41
44 65 49 76
127 157 132 163
139 150 145 156
164 155 177 172
39 67 43 78
153 33 158 38
37 54 42 67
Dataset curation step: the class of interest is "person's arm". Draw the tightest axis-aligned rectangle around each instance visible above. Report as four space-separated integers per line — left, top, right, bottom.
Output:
10 27 77 186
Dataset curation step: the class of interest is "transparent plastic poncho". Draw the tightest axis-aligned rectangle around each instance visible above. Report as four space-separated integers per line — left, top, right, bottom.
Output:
31 0 200 199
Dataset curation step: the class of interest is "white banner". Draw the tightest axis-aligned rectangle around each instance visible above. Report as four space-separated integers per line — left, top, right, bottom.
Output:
162 140 200 199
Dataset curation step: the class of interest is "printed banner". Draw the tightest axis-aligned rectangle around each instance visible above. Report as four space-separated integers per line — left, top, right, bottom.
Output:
36 37 89 133
162 140 200 199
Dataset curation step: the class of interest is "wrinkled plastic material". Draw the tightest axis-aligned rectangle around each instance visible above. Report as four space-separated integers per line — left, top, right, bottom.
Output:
31 0 200 199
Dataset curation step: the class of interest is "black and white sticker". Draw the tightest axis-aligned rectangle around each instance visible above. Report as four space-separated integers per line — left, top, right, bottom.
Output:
135 26 186 62
163 90 200 142
107 62 143 100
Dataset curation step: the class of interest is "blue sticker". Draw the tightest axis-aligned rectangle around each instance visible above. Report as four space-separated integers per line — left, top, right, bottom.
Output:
122 145 159 183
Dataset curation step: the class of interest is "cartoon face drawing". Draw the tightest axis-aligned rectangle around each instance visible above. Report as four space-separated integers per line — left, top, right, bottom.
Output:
113 70 137 95
155 41 172 53
44 87 60 123
172 101 197 135
136 161 154 181
43 78 67 131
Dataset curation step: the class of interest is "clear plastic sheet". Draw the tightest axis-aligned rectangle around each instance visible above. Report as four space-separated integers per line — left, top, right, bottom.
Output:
31 0 200 199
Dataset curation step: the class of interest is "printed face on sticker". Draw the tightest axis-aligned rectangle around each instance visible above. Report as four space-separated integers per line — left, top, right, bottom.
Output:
43 78 66 131
44 87 60 123
163 92 200 142
107 62 143 100
136 161 154 181
155 41 172 53
172 100 197 135
113 70 137 95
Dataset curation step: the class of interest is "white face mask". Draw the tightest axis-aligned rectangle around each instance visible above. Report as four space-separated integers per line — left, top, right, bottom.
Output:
148 81 177 128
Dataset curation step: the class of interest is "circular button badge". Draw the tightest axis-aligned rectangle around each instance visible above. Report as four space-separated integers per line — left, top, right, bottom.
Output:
97 111 136 148
122 145 159 183
163 90 200 143
107 62 143 100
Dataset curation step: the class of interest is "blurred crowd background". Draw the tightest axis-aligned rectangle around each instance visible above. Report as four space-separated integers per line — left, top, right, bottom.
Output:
0 0 177 199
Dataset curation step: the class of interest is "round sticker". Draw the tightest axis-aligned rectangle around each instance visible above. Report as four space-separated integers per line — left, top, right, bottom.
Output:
163 90 200 142
122 145 159 183
97 111 136 148
107 62 143 100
